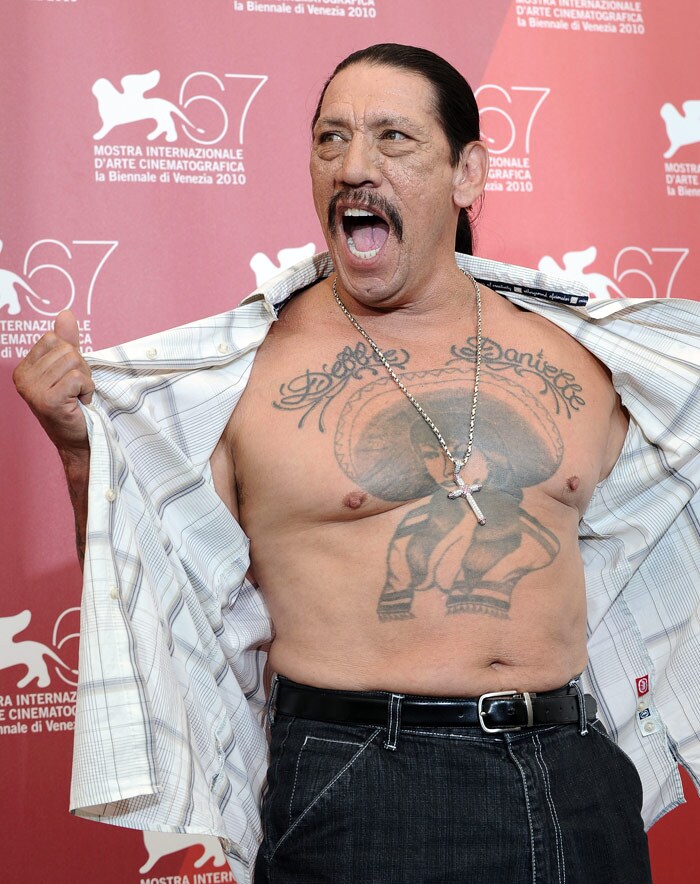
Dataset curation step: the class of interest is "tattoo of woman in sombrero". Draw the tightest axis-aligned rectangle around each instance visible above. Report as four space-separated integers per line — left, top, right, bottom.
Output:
334 368 564 620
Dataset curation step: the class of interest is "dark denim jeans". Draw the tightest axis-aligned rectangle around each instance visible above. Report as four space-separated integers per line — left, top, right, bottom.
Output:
255 709 652 883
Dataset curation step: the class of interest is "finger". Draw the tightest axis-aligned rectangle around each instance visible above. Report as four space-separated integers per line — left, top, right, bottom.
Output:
45 348 94 399
54 309 81 347
15 328 69 367
79 384 94 406
16 338 82 389
41 347 95 408
14 341 93 408
44 367 95 408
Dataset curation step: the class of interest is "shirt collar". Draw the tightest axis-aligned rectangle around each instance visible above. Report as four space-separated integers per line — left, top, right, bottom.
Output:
242 251 590 312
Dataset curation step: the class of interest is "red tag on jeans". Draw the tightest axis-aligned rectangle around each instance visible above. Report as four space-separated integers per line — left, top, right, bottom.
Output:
636 675 649 696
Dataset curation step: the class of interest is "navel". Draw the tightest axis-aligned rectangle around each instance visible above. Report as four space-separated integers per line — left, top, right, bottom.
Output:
343 490 368 509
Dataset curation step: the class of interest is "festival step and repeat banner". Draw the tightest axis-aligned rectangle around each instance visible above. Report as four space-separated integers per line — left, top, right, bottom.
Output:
1 1 698 881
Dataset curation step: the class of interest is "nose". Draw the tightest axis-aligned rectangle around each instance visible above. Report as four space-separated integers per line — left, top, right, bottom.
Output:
337 134 382 189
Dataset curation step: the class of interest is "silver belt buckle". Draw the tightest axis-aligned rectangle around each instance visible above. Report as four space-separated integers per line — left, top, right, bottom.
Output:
478 690 534 734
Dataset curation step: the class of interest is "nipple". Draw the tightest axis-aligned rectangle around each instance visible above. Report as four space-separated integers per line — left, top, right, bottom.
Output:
566 476 580 492
343 491 368 509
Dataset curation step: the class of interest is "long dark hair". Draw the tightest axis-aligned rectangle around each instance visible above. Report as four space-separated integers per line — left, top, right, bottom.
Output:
312 43 482 255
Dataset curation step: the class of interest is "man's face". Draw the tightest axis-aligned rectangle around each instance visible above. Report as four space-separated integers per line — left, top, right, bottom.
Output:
310 62 467 305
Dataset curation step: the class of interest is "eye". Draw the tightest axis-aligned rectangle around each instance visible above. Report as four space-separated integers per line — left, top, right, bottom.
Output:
317 131 343 144
382 130 407 141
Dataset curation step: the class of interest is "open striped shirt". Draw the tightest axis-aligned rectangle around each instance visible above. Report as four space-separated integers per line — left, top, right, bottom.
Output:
72 253 700 884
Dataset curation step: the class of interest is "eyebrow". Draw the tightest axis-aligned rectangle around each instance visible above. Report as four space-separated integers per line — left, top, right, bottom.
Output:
314 113 424 133
371 114 419 130
313 116 351 131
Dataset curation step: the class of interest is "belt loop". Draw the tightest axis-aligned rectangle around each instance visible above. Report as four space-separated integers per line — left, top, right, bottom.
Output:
383 693 404 751
267 673 280 728
568 677 588 736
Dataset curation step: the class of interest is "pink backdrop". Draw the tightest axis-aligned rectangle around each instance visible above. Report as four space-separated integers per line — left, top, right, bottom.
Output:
1 1 698 881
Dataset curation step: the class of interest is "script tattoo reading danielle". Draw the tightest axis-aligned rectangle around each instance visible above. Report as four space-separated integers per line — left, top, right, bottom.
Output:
274 337 587 620
450 336 587 418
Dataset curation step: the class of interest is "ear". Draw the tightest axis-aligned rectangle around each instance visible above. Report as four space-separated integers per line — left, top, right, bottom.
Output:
452 141 489 210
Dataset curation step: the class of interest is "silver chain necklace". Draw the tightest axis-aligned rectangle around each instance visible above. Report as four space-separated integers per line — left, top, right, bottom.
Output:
332 272 486 525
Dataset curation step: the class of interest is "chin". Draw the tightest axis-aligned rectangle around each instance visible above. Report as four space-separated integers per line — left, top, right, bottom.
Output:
332 243 402 293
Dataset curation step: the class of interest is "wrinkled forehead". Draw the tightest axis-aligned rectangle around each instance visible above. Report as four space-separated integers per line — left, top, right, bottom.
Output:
313 61 439 129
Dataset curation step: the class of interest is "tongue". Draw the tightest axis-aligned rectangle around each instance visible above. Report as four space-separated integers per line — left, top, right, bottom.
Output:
350 221 389 253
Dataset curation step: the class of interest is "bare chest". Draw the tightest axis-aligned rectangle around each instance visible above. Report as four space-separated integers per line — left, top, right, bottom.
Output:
229 317 614 532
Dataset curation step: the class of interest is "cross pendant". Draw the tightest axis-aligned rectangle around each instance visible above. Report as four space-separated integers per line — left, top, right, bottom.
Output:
447 461 486 525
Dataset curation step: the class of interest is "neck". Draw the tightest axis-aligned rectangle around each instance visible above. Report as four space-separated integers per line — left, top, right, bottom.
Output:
332 261 477 328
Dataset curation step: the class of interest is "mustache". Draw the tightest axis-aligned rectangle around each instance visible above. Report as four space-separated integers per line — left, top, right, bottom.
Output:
328 190 404 243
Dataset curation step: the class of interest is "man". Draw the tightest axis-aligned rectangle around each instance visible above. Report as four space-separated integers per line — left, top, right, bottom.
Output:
14 44 700 883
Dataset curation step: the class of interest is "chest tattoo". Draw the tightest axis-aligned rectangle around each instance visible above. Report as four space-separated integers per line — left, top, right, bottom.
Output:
274 338 587 621
273 341 409 431
449 337 586 417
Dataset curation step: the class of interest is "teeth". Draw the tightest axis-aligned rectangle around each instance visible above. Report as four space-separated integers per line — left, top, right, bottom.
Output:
347 237 380 260
342 208 384 259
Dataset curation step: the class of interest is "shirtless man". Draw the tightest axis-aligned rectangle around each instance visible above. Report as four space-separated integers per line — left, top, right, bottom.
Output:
14 44 652 883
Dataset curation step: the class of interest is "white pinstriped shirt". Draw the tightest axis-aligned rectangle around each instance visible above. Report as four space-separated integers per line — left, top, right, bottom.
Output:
72 253 700 884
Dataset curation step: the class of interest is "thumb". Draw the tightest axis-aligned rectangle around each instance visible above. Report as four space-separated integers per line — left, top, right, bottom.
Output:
54 309 80 348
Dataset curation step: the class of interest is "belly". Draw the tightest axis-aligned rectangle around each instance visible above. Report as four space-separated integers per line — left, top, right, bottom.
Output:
252 501 589 696
268 626 589 697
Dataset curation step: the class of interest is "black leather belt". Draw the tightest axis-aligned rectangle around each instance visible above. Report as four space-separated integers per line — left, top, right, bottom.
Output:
275 677 597 735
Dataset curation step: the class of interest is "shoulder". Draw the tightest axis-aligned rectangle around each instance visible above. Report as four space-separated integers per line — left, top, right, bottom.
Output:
256 277 344 355
482 287 621 441
484 286 610 374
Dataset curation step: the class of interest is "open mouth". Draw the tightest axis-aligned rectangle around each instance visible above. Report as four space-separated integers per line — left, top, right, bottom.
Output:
342 208 391 260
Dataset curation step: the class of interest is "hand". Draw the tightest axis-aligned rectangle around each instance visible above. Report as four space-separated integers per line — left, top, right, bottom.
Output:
13 309 94 455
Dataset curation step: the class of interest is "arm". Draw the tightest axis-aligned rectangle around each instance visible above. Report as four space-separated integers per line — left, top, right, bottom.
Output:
597 383 630 485
210 418 240 519
13 310 94 568
210 419 260 587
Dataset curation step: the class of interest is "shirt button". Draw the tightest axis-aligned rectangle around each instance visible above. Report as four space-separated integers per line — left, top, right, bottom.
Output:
109 586 119 600
145 347 157 359
643 721 656 734
637 700 648 712
104 488 117 501
217 342 231 355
